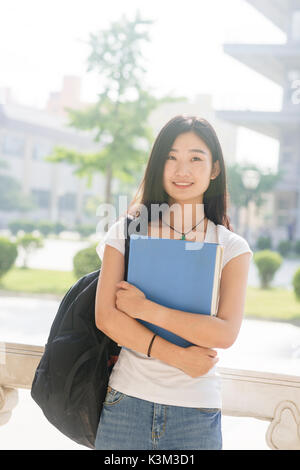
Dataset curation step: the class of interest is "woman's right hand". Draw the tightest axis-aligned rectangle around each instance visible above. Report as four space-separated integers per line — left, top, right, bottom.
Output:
177 345 219 378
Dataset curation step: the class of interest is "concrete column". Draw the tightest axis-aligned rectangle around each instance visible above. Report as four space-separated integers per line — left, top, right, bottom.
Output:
49 164 60 222
22 135 33 195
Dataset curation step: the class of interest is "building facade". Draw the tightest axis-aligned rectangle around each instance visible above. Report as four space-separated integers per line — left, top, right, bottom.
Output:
0 102 105 229
216 0 300 245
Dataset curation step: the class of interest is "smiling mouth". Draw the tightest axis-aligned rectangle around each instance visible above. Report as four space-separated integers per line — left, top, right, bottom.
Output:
173 182 194 188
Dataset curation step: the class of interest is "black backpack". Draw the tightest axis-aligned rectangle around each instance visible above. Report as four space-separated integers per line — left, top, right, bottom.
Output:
31 216 133 449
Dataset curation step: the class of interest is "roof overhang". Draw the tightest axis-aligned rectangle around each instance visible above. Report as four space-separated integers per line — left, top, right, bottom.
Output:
223 43 300 86
0 104 98 148
215 109 300 140
245 0 296 33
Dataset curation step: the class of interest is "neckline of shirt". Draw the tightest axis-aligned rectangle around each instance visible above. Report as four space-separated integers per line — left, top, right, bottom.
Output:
123 214 217 243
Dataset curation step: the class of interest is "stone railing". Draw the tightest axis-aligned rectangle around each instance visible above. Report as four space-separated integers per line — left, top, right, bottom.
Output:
1 341 300 450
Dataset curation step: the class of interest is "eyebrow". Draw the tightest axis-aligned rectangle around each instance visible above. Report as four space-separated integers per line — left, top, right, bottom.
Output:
169 148 208 156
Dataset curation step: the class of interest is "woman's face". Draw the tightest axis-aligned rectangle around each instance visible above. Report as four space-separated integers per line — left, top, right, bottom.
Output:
162 131 220 206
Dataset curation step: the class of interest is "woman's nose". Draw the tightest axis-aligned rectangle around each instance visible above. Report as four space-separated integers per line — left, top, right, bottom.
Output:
175 162 191 176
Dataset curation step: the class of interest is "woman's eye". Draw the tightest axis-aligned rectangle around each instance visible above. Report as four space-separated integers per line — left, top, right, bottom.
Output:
167 156 201 161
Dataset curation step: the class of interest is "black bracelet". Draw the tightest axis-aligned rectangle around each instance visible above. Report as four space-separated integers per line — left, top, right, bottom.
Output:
147 334 157 357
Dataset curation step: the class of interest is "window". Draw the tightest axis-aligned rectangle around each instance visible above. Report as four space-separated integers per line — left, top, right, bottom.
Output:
32 141 52 161
277 197 290 210
277 192 297 210
58 192 76 211
277 214 289 226
2 134 25 157
31 189 50 209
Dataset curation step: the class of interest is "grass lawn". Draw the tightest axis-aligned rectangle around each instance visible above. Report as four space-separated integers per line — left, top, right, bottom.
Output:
1 268 300 323
245 286 300 323
0 267 77 296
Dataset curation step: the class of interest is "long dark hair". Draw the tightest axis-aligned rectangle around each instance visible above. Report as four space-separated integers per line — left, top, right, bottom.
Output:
126 115 233 231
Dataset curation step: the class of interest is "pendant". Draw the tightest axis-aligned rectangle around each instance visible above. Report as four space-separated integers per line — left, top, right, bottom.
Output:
181 234 186 240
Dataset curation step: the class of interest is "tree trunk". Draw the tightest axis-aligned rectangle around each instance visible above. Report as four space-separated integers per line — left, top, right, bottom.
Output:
232 205 241 233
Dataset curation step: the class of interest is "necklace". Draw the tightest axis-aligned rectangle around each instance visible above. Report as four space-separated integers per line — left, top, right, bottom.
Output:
161 215 206 240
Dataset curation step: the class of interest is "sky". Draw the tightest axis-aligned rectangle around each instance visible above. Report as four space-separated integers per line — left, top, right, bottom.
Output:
0 0 286 171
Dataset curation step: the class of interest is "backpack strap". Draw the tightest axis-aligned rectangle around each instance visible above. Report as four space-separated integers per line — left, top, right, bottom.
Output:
123 214 148 280
124 215 133 281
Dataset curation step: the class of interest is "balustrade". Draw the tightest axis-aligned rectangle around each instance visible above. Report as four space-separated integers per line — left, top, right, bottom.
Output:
1 342 300 450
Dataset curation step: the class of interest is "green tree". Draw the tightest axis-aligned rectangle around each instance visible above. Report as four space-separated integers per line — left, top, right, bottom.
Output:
226 163 281 234
46 10 184 205
17 233 44 269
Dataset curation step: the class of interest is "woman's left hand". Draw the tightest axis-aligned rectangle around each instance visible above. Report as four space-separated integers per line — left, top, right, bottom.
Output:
115 281 146 319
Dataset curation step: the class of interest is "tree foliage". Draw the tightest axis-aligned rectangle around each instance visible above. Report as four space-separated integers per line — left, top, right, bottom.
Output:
46 10 185 204
17 233 44 269
226 162 281 210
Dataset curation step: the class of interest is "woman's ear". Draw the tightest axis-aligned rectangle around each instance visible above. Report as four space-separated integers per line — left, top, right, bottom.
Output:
211 160 221 180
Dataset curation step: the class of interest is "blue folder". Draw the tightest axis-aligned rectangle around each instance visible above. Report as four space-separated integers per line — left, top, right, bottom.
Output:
127 235 224 348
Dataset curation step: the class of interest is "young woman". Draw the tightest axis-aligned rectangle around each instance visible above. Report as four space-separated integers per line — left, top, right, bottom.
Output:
94 115 253 450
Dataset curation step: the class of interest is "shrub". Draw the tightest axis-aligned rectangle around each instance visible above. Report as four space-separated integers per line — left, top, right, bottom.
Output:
8 219 36 235
0 237 18 280
293 268 300 301
75 224 96 238
53 222 66 235
277 240 293 257
253 250 283 289
37 221 55 236
73 244 101 279
256 236 272 251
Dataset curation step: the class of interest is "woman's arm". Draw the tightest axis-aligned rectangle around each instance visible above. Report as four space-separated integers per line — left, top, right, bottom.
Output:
117 252 252 349
95 244 218 377
98 303 218 378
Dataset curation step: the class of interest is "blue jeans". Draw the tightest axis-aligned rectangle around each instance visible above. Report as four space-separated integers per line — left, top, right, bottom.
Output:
95 386 222 450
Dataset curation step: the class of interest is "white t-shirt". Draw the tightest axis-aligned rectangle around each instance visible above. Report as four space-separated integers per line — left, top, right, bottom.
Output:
96 215 253 408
